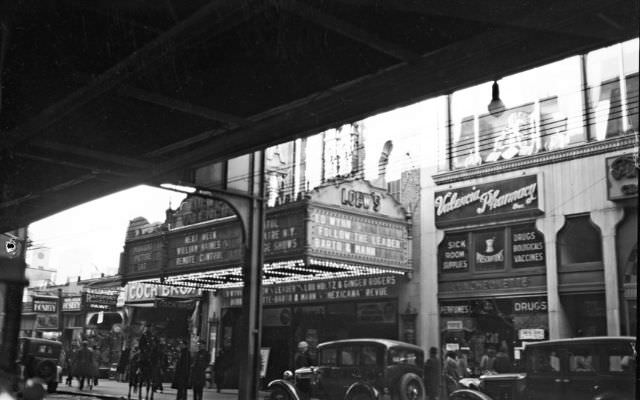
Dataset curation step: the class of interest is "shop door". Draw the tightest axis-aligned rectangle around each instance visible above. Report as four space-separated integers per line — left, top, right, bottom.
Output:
524 345 566 400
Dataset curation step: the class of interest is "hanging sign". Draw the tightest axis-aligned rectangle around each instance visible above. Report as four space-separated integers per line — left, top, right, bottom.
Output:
33 300 57 313
606 154 638 201
85 289 119 311
125 237 164 274
264 207 306 261
62 296 82 312
434 175 542 228
167 221 243 273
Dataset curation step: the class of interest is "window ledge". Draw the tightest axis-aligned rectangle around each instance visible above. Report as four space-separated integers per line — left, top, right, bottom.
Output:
433 135 638 185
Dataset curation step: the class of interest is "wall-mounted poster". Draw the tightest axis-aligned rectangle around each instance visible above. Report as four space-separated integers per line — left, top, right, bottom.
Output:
260 348 271 378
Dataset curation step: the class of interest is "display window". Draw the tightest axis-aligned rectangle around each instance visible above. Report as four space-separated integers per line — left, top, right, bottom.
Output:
440 297 549 375
439 223 545 274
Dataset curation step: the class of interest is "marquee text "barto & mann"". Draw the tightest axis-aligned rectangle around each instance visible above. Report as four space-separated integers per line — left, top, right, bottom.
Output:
435 183 537 216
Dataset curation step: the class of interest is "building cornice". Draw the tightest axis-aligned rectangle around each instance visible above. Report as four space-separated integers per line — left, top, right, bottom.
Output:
432 135 638 185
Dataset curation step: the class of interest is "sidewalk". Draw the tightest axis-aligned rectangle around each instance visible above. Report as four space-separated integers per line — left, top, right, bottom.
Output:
55 379 269 400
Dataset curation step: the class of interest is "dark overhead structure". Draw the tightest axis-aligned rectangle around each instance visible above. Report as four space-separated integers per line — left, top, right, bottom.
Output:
0 0 638 231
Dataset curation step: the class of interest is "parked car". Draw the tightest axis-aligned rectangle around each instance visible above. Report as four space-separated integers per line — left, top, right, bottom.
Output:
268 338 425 400
451 336 636 400
17 337 62 393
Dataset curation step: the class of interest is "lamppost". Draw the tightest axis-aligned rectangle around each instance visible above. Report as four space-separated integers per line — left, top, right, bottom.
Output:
160 151 265 400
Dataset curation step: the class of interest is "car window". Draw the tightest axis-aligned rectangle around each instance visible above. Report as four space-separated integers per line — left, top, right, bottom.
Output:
361 346 379 366
603 342 635 375
37 345 53 355
526 347 562 374
340 346 357 366
319 348 337 366
568 345 599 373
389 348 420 366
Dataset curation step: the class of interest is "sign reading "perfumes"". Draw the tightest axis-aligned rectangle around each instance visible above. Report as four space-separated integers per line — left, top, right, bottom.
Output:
434 175 542 228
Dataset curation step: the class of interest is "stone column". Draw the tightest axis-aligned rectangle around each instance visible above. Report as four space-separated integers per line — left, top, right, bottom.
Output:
591 208 625 336
538 215 571 339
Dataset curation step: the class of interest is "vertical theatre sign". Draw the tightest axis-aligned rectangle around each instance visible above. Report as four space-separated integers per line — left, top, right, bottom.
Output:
434 175 543 228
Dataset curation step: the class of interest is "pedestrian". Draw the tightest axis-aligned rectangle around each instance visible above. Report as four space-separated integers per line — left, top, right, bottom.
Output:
213 349 226 393
92 345 100 387
73 341 95 390
423 347 441 400
480 347 497 374
128 347 142 394
444 351 461 395
457 349 471 378
117 347 130 382
494 344 512 373
171 340 191 400
190 340 209 400
294 341 313 369
64 344 77 386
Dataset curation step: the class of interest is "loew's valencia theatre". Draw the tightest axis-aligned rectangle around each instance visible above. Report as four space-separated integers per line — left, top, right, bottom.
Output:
118 179 413 385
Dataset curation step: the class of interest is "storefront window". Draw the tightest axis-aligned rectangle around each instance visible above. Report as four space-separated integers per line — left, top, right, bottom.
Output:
441 297 549 375
439 224 545 274
557 215 603 267
447 38 639 171
449 56 584 169
560 293 606 336
586 39 639 140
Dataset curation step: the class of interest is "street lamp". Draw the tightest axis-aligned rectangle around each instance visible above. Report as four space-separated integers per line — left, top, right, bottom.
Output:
158 152 265 400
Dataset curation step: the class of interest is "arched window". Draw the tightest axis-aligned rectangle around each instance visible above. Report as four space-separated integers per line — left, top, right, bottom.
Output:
557 214 603 267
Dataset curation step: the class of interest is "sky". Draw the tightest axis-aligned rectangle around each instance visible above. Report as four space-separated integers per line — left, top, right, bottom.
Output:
27 185 186 283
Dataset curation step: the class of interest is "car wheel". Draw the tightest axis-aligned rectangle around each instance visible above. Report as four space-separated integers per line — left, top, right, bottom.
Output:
47 381 57 393
398 373 425 400
269 386 293 400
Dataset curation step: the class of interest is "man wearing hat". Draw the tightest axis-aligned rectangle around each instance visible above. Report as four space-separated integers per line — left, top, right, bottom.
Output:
190 341 209 400
294 341 313 369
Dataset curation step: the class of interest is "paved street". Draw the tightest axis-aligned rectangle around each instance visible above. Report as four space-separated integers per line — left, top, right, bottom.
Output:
51 379 269 400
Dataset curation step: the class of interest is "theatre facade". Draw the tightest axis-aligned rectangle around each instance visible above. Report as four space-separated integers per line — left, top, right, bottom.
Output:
119 177 414 384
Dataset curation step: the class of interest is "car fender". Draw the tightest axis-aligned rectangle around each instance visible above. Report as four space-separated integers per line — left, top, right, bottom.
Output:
267 379 303 400
344 381 379 400
449 388 494 400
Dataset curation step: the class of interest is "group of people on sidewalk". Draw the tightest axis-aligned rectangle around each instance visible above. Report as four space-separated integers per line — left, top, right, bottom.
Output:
171 340 211 400
61 341 101 390
423 344 513 399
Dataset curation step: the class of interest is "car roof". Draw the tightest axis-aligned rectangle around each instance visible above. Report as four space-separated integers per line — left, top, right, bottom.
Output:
526 336 635 348
318 338 424 352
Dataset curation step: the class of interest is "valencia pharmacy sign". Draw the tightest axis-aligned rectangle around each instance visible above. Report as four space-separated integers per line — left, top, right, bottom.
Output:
434 175 543 228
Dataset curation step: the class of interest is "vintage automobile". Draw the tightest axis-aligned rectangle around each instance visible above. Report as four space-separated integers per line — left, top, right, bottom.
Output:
268 338 425 400
450 336 636 400
17 337 62 393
